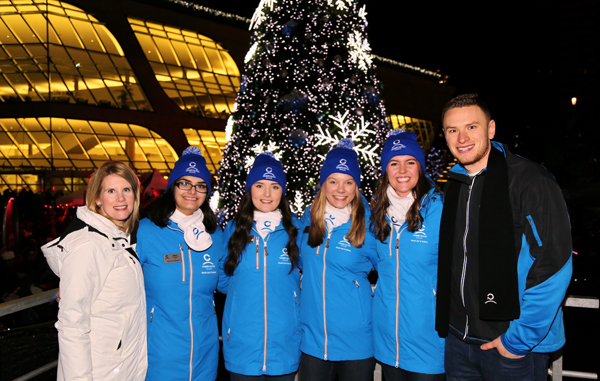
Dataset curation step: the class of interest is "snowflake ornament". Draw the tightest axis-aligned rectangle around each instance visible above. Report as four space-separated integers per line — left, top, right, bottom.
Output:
313 111 379 165
348 30 373 72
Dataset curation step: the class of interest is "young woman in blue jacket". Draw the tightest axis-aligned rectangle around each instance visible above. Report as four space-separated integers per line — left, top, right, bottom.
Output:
298 139 377 381
137 147 224 381
219 152 301 381
370 129 445 380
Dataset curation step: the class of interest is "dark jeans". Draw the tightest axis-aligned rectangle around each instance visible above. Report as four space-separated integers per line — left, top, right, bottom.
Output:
380 362 444 381
229 372 297 381
445 333 549 381
300 352 375 381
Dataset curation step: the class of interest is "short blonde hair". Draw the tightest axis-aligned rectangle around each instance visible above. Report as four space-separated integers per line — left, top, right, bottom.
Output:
86 161 140 235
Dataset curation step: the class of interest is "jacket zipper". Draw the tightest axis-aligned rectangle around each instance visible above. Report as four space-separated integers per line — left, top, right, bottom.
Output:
461 175 477 339
187 246 194 381
322 230 333 360
262 234 271 371
394 227 406 367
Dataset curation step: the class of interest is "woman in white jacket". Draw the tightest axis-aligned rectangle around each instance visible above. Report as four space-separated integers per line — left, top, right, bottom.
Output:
42 161 147 381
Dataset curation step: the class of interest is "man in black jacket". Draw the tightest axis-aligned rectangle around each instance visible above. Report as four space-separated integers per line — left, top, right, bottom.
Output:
436 93 572 380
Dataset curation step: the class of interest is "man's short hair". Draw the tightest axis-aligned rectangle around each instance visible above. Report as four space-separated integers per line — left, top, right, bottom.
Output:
442 93 492 122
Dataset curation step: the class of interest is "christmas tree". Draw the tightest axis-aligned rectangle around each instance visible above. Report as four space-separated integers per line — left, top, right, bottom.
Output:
217 0 389 222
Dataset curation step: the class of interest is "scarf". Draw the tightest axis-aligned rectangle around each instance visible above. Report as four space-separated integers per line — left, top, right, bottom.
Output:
436 146 519 335
253 210 282 239
325 201 350 233
169 209 213 251
386 185 414 233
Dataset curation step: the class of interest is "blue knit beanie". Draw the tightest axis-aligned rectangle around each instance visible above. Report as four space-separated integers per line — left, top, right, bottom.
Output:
246 152 287 195
167 146 212 193
381 129 426 174
320 139 361 187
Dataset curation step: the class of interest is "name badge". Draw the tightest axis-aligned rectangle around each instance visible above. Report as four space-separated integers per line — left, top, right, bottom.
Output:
164 253 182 263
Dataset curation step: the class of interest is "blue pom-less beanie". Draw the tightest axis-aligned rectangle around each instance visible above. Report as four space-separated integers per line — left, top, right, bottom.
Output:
167 146 212 193
381 129 426 174
246 152 287 195
320 139 361 188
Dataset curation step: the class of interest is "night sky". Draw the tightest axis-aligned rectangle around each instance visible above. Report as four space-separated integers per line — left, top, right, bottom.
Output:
186 0 598 144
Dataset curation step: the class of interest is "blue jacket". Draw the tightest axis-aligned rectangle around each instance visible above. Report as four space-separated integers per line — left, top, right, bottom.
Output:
298 197 377 361
219 218 301 376
137 218 224 381
437 142 573 355
372 187 445 374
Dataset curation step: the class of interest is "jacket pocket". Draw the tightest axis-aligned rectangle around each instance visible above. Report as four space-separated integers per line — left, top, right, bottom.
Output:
353 280 365 323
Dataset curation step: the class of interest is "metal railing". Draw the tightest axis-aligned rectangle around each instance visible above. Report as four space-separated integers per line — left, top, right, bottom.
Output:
1 290 597 381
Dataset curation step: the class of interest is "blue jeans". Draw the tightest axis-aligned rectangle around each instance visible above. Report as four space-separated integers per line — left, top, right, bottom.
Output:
380 362 444 381
300 352 375 381
445 333 549 381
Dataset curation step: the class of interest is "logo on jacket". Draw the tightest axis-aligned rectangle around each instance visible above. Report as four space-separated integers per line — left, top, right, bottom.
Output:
485 293 497 304
186 161 200 174
336 237 352 252
391 139 407 152
263 167 276 180
410 224 428 243
202 253 216 274
390 216 401 228
336 159 350 171
278 247 291 265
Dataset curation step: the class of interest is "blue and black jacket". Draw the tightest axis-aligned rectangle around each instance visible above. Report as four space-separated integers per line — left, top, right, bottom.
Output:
436 142 573 355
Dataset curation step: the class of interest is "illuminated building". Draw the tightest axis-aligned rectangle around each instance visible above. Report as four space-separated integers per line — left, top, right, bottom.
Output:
0 0 454 193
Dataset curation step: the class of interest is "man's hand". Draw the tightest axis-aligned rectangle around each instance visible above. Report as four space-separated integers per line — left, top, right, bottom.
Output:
480 336 525 359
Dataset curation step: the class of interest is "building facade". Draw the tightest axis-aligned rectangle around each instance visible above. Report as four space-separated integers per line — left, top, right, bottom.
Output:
0 0 454 194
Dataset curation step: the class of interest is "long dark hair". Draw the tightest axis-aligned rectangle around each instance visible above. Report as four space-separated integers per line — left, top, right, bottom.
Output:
144 183 217 234
370 163 440 242
225 192 298 275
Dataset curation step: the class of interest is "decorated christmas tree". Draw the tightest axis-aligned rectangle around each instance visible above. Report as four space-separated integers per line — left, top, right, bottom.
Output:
217 0 389 221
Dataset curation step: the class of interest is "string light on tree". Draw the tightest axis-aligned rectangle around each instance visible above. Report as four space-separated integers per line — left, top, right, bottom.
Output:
217 0 390 223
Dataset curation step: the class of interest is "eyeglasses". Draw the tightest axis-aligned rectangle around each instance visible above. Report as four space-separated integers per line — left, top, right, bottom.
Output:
175 180 208 194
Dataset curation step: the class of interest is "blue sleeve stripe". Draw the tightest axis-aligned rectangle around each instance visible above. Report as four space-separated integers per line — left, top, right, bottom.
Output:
526 215 543 247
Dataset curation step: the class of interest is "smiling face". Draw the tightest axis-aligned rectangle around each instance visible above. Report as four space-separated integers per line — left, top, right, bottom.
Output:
96 173 135 226
386 155 420 197
173 176 207 216
443 105 496 174
251 180 283 213
323 173 357 209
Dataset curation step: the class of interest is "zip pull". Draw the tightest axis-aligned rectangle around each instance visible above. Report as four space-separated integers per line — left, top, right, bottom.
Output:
150 307 155 322
264 242 268 256
179 244 186 282
353 280 360 288
256 239 260 270
227 328 230 341
213 300 216 314
294 291 297 304
325 236 331 249
316 245 320 256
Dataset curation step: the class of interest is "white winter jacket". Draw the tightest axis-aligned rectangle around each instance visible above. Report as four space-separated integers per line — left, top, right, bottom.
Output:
42 206 147 381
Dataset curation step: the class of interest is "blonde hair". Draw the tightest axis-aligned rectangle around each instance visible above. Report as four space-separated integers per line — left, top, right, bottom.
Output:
307 186 366 248
86 161 140 235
